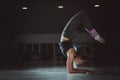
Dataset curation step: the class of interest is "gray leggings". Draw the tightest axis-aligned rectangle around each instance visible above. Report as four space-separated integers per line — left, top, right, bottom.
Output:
62 11 94 39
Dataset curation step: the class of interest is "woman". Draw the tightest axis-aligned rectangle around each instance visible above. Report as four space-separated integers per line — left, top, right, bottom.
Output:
59 11 105 73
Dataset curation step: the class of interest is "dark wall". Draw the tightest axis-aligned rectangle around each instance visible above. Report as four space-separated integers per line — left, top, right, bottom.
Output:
0 0 120 65
15 0 103 34
0 0 16 64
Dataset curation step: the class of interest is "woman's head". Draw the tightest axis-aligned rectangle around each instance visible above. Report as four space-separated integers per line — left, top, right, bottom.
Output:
73 56 86 65
73 45 88 65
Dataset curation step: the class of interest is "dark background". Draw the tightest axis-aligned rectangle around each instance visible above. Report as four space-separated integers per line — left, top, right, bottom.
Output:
0 0 120 66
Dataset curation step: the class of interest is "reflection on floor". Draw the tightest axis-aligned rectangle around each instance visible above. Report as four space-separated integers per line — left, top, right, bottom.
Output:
0 60 120 80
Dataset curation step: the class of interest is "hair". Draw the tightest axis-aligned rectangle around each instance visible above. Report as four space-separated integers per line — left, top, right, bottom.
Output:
75 47 88 60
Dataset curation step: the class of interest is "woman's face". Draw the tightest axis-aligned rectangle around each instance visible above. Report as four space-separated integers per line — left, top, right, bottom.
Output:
74 56 86 65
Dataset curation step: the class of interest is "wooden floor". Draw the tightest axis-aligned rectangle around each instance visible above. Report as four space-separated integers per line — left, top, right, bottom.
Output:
0 60 120 80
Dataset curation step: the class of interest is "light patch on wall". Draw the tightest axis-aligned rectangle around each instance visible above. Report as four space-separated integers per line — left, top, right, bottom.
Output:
94 4 100 8
58 6 64 8
22 7 28 10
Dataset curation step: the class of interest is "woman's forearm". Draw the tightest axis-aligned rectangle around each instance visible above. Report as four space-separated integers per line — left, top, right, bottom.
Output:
68 68 89 73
